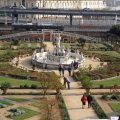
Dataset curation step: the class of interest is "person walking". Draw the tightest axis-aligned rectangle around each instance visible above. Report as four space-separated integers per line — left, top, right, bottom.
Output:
87 93 93 108
66 78 70 89
63 76 67 88
61 65 64 77
81 94 87 109
58 64 62 76
68 66 72 76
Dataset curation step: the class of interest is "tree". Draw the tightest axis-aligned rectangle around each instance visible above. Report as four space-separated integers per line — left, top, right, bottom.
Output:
11 39 19 46
37 72 63 97
109 25 120 37
0 82 11 94
77 38 86 48
48 72 63 95
81 76 92 94
37 73 49 97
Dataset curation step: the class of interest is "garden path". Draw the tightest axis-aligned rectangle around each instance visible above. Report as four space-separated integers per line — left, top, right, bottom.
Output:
60 76 98 120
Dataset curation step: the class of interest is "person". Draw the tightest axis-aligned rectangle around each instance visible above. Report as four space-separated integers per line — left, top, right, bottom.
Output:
61 65 64 77
81 94 87 109
87 93 93 108
71 61 74 69
66 78 70 89
63 76 67 88
68 66 72 76
73 60 76 69
58 64 62 76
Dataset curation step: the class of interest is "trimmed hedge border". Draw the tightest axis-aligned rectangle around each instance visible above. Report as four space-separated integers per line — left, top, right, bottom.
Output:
91 97 108 119
57 94 70 120
4 92 57 95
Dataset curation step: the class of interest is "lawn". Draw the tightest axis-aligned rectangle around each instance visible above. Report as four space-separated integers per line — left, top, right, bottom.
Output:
92 77 120 87
32 98 47 108
11 107 39 120
87 51 120 58
109 103 120 113
20 42 38 49
61 43 71 48
0 99 13 106
0 76 40 87
6 98 28 102
85 43 107 50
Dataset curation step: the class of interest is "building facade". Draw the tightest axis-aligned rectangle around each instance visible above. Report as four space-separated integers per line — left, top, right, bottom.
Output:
0 0 106 10
0 0 106 21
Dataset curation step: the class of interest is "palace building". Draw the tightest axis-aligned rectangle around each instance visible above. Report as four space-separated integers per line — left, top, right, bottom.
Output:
0 0 107 21
0 0 106 10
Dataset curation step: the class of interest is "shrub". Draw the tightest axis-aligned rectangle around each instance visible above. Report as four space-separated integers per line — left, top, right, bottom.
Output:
111 94 119 100
30 84 38 89
0 82 11 94
101 94 110 101
24 84 29 88
99 84 104 89
19 85 24 89
57 94 70 120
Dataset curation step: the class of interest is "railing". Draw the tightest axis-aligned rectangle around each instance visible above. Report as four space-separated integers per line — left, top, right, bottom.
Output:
0 30 101 42
0 31 42 40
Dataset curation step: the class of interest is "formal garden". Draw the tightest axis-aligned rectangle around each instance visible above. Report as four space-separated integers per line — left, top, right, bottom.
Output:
0 25 120 120
0 39 70 120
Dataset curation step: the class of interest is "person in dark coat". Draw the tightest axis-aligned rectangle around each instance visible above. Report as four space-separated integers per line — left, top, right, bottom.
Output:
63 77 68 88
68 66 72 76
61 65 64 77
58 64 62 76
87 93 93 108
66 78 70 89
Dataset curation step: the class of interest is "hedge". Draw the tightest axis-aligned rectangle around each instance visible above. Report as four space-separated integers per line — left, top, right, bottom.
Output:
57 94 70 120
91 97 108 119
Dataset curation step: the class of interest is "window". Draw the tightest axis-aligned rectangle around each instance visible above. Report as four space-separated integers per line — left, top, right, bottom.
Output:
31 3 34 7
38 3 39 7
22 0 25 6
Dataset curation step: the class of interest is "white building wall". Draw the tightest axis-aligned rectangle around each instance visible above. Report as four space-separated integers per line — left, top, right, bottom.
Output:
0 0 106 20
0 0 106 9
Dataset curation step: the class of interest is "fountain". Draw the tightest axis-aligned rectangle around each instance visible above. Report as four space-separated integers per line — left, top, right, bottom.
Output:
31 34 85 69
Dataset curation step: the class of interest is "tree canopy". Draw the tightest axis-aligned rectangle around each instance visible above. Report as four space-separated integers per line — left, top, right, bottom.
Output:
109 25 120 37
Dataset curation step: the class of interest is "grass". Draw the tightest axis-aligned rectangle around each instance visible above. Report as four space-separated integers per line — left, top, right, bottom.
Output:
92 77 120 87
11 107 39 120
85 43 107 50
0 100 13 106
6 98 28 102
87 51 120 58
20 42 38 49
0 76 40 87
61 43 71 48
32 98 47 108
109 103 120 113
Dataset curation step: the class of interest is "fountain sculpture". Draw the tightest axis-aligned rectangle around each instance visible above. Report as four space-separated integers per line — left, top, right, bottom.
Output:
31 34 85 69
